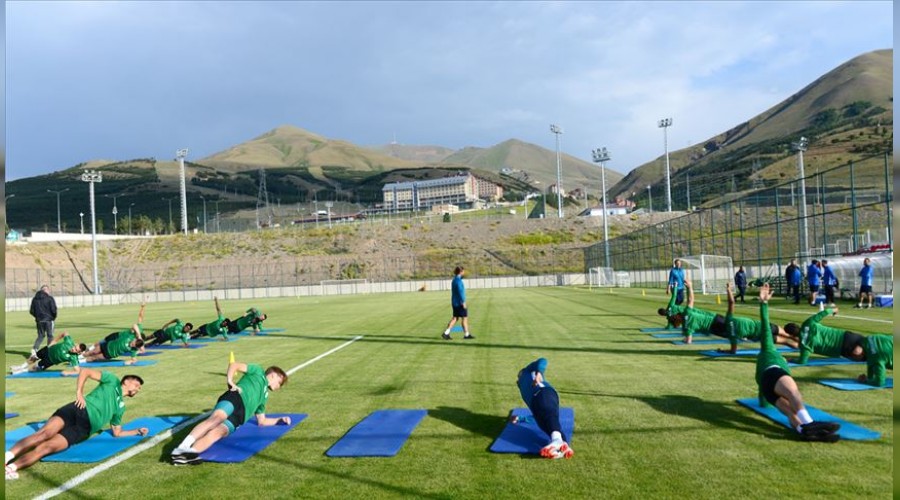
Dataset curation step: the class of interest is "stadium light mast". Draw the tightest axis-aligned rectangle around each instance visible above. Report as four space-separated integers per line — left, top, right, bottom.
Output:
81 170 102 294
176 148 189 234
647 185 653 214
104 193 120 234
793 136 810 258
47 188 70 233
591 147 612 268
658 118 673 212
550 124 564 218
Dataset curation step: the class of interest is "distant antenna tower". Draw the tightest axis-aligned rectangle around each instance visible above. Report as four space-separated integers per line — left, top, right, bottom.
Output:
390 132 399 157
256 168 273 228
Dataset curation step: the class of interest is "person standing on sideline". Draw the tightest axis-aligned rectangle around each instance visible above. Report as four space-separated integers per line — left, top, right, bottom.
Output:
821 260 838 307
29 285 58 358
785 259 802 304
734 266 748 303
855 257 875 309
442 266 474 340
515 357 573 459
806 259 823 306
666 259 686 305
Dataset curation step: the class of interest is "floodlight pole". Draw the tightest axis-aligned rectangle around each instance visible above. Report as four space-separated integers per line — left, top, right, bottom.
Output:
104 194 120 234
200 195 208 233
325 201 334 229
47 188 70 233
79 212 84 234
176 148 189 234
550 124 563 218
647 185 652 214
128 203 135 235
592 147 611 268
658 118 673 212
793 136 810 257
81 170 102 294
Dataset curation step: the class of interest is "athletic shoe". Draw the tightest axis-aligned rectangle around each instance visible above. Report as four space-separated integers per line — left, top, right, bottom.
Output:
853 304 862 309
463 334 475 340
170 446 198 456
171 452 203 466
557 442 574 459
866 304 872 309
801 421 840 436
5 465 18 481
441 333 451 340
802 432 840 443
30 349 36 358
539 443 562 459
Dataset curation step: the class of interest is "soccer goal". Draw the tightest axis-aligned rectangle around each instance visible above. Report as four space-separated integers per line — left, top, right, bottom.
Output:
588 267 616 289
320 279 369 296
679 255 733 295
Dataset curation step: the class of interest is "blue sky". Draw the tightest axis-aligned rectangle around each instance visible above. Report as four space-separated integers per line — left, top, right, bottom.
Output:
5 1 893 180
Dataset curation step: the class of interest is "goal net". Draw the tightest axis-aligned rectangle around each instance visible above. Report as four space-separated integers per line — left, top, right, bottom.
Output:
588 267 615 288
320 279 369 295
679 255 733 295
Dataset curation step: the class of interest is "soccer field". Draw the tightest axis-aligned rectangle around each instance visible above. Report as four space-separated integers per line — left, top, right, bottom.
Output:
4 287 893 499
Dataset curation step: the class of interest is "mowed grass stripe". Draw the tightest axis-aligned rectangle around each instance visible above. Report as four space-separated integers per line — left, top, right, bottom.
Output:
3 288 892 499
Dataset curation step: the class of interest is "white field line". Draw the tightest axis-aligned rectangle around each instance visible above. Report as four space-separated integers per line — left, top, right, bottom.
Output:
760 307 892 325
33 335 365 500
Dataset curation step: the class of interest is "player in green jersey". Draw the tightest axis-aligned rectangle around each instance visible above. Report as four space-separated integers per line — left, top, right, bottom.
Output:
669 281 728 343
784 307 869 364
10 331 87 376
145 318 194 347
190 296 231 341
227 307 267 335
754 284 839 442
5 368 146 480
82 300 147 363
170 361 289 465
855 334 893 387
716 282 798 354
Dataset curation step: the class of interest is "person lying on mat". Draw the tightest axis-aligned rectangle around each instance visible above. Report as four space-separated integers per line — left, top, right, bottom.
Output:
515 357 573 459
856 334 893 387
4 369 146 480
144 318 193 348
716 282 798 355
227 307 267 335
657 287 688 329
170 361 289 465
10 331 88 376
754 283 840 442
784 307 870 365
189 296 231 341
668 280 728 344
82 300 147 365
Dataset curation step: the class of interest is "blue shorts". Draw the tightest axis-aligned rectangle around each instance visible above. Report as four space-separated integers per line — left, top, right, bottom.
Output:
452 305 468 318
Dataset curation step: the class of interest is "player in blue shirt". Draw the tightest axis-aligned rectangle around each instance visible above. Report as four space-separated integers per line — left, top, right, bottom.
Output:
785 259 802 304
806 260 823 305
821 259 838 306
855 257 874 309
516 358 573 459
442 266 473 340
667 259 686 305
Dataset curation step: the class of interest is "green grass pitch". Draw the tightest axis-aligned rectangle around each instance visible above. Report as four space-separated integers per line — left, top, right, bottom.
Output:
4 287 893 498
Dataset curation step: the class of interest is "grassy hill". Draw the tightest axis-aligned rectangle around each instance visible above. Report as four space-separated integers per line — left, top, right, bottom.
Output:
612 49 893 208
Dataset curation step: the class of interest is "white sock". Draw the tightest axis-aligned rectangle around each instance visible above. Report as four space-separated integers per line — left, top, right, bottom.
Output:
443 329 450 335
550 431 563 444
179 435 196 449
5 451 13 465
6 463 16 472
797 409 813 425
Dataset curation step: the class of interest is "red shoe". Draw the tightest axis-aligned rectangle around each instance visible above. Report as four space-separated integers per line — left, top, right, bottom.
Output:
539 443 562 459
557 442 574 459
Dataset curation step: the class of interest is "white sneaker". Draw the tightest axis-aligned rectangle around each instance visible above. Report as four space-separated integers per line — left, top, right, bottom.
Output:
5 465 18 481
171 446 198 456
30 349 36 358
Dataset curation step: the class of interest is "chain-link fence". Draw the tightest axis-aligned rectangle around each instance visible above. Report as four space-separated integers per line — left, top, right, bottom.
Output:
585 153 893 292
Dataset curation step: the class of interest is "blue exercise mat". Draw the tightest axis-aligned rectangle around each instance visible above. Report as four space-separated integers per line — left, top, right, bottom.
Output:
699 347 797 357
490 407 575 454
326 409 428 457
450 325 464 333
819 378 893 391
6 392 14 398
7 371 78 379
672 338 737 345
236 328 282 334
146 343 207 350
640 327 681 333
192 336 241 343
651 332 709 339
735 398 880 441
6 416 190 461
81 360 158 368
200 413 306 463
5 413 18 419
788 358 865 367
135 351 160 357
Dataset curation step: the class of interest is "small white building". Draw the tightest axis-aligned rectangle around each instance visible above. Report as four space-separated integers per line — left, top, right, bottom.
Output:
578 204 628 217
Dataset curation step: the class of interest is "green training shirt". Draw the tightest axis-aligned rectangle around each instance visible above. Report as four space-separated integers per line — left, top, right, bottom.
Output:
233 308 264 332
85 371 126 435
682 307 716 338
105 330 139 359
47 336 80 367
864 334 893 387
203 315 229 339
796 309 845 363
161 320 189 343
237 364 270 424
726 314 764 342
755 302 790 406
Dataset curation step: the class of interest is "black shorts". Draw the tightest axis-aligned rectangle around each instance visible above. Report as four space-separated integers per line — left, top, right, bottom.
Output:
859 285 872 294
708 315 727 336
104 331 121 343
35 347 56 370
768 323 779 338
215 390 247 430
452 305 468 318
808 284 819 293
227 322 242 334
761 366 790 406
51 402 92 447
197 325 209 337
152 329 168 344
99 341 113 360
840 331 865 358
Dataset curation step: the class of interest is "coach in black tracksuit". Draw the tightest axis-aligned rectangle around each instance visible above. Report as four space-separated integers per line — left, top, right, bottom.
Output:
29 285 58 356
